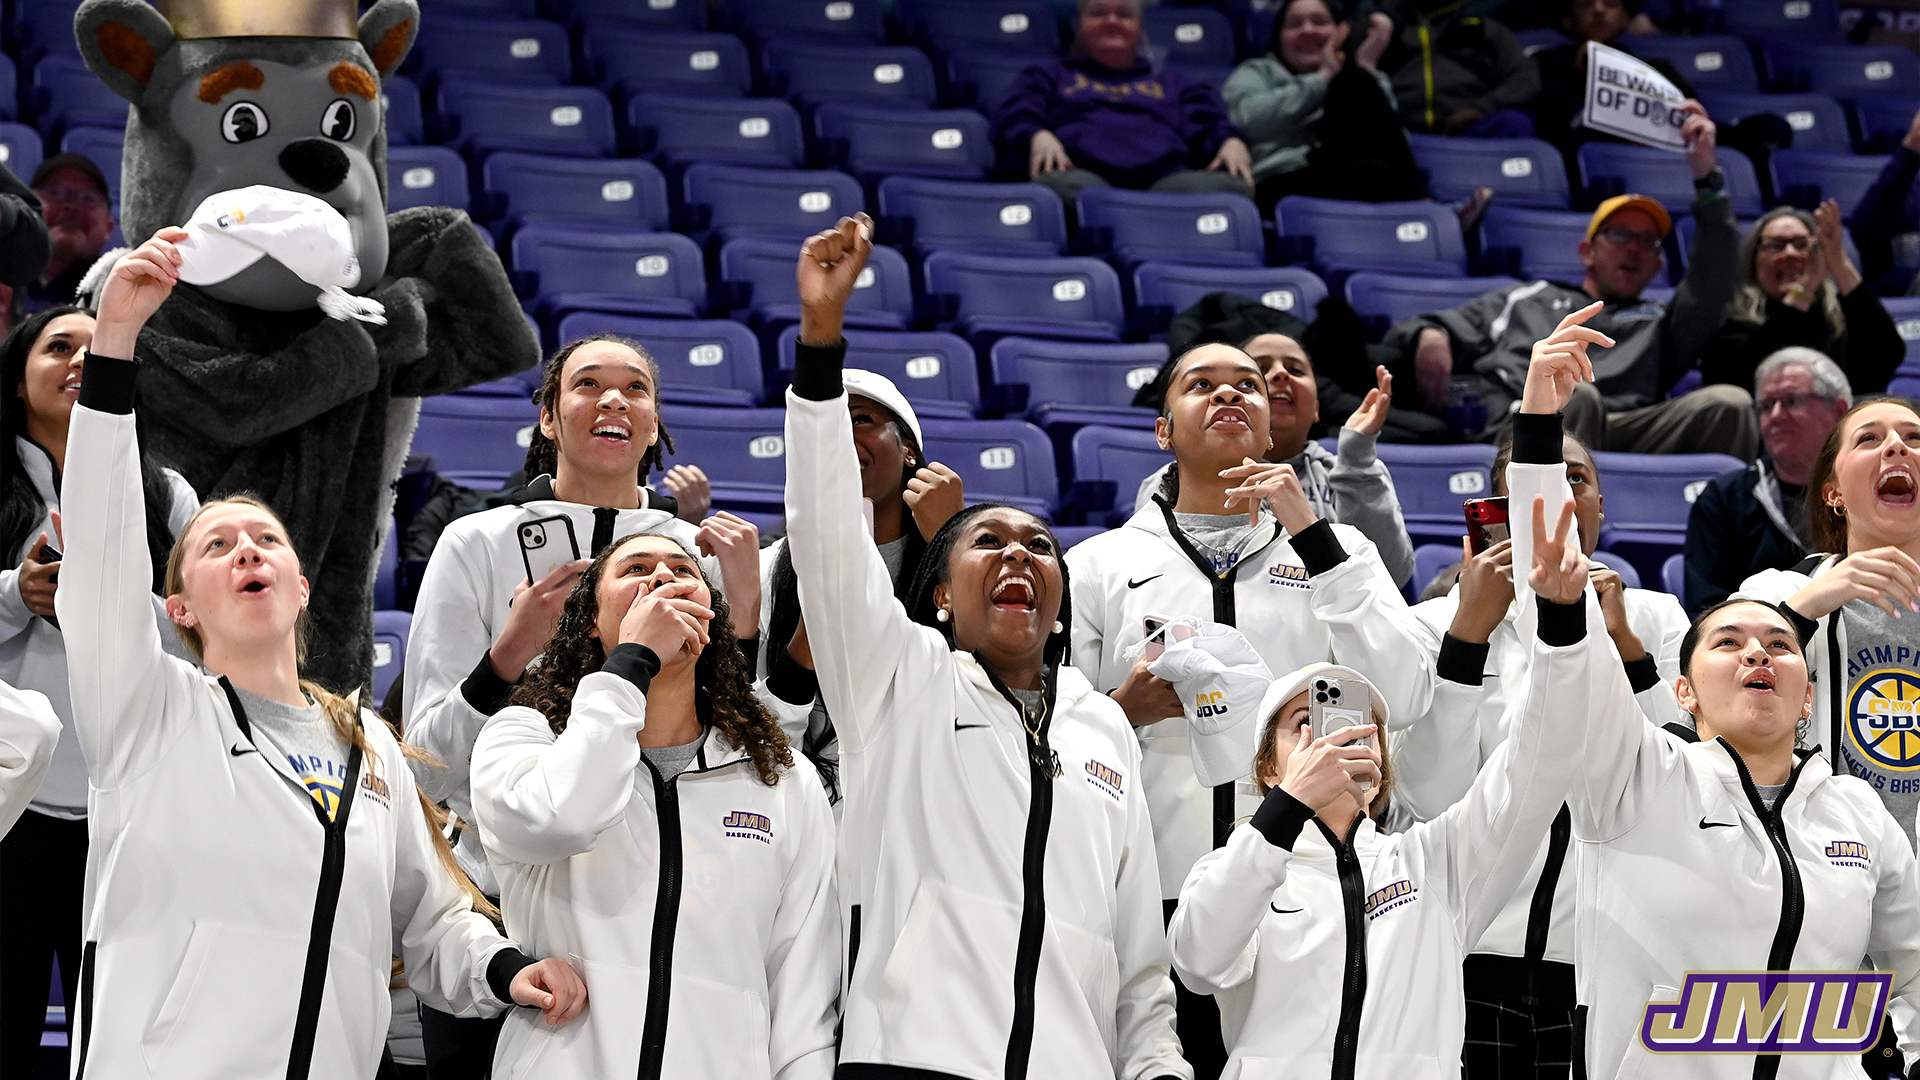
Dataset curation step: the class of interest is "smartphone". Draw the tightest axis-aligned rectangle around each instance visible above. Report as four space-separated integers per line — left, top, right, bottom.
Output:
1309 676 1372 744
517 514 580 585
1464 496 1510 555
1139 613 1192 662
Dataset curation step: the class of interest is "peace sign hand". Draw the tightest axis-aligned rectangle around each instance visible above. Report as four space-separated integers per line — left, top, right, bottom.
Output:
1527 494 1586 606
1519 301 1611 416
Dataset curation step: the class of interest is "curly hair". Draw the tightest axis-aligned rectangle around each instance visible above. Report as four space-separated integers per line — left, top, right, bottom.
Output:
521 334 676 483
507 531 792 787
902 503 1073 670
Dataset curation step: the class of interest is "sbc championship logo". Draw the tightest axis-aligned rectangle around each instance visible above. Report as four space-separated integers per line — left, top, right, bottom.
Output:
1640 973 1890 1055
1848 669 1920 773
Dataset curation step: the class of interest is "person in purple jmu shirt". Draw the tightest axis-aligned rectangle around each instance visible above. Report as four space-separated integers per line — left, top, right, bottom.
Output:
989 0 1254 221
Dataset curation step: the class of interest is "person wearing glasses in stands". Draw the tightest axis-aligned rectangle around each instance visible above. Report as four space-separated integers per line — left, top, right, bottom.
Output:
26 154 113 314
1698 203 1904 399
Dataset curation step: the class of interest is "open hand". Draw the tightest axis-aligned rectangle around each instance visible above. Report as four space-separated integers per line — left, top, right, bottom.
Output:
509 957 588 1027
796 214 873 346
92 226 186 357
1356 13 1392 70
1520 302 1609 415
1274 723 1381 811
1343 365 1393 437
1029 129 1073 176
1207 137 1255 186
1527 494 1586 606
905 462 965 540
1787 545 1920 620
661 465 712 524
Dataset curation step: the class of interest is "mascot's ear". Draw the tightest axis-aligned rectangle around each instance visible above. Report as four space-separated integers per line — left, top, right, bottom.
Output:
75 0 175 104
358 0 420 82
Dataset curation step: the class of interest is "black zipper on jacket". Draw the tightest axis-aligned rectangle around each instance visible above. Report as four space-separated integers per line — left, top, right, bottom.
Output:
73 941 95 1080
979 658 1059 1080
1825 614 1843 773
1519 805 1573 1003
1721 739 1815 1080
636 758 684 1080
1319 816 1369 1080
219 678 365 1080
1154 496 1259 848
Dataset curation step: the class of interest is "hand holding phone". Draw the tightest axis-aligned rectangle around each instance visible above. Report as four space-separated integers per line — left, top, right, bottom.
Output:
1464 496 1509 555
1308 676 1375 790
517 515 581 585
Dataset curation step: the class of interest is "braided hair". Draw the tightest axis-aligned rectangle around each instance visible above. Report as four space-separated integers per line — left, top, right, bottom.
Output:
902 503 1073 671
507 532 792 787
521 334 676 483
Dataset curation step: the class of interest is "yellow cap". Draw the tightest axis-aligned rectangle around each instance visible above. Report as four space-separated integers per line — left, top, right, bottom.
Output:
1585 194 1672 242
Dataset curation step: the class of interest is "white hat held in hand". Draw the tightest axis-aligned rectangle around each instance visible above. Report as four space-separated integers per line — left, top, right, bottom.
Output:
1147 622 1274 788
172 186 386 324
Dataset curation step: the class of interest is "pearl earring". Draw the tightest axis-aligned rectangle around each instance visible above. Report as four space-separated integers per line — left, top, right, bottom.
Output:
935 608 949 622
1052 620 1064 634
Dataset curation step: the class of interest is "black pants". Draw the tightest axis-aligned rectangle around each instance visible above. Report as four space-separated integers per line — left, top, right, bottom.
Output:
0 811 86 1079
1255 60 1427 218
1462 954 1577 1080
420 1001 505 1080
1164 898 1226 1080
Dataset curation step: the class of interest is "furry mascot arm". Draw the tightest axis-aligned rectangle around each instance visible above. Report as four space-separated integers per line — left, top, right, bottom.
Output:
377 204 539 398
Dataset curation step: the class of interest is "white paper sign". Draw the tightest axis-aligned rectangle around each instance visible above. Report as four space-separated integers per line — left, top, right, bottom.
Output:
1583 42 1688 151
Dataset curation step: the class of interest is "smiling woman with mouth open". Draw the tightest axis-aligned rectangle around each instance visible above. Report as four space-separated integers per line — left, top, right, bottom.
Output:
1741 395 1920 851
784 215 1187 1080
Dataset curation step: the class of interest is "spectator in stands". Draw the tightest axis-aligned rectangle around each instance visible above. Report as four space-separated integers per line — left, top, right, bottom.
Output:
1377 0 1540 137
1382 107 1757 458
1699 203 1903 398
26 154 110 314
1684 348 1851 613
786 215 1189 1080
0 304 200 1077
470 530 839 1078
1533 0 1688 175
990 0 1255 213
1224 0 1426 216
1138 334 1417 587
1848 104 1920 296
402 334 763 1073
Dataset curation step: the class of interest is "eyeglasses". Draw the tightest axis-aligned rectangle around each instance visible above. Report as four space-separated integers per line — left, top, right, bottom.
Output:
36 186 106 210
1595 225 1661 251
1759 236 1813 255
1757 392 1835 414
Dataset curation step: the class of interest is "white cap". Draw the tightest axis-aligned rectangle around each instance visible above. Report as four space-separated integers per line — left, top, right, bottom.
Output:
842 367 922 449
174 185 363 290
1146 622 1274 788
1250 663 1390 775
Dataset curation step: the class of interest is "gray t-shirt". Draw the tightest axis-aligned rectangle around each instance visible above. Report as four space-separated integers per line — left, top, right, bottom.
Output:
1173 511 1269 575
641 729 707 783
233 685 351 820
1755 783 1786 811
1834 601 1920 849
878 534 910 583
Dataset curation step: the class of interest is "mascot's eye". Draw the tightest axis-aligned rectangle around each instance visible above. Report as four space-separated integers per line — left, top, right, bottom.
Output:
221 102 269 143
320 99 356 142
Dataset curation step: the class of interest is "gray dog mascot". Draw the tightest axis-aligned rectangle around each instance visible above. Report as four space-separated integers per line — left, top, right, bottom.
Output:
72 0 538 692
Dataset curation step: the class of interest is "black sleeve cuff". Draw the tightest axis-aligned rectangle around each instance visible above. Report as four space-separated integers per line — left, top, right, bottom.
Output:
767 652 820 706
486 947 537 1003
1535 593 1588 647
1250 786 1316 850
1437 633 1491 686
1779 602 1819 648
77 352 137 415
1510 411 1564 465
1290 519 1349 576
601 642 662 694
791 340 848 402
460 652 517 716
1622 654 1661 694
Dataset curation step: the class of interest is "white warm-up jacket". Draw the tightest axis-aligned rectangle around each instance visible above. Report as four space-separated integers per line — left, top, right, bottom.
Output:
59 372 522 1080
0 679 59 836
1402 564 1688 965
1067 500 1436 897
1169 588 1606 1080
472 659 839 1080
784 369 1189 1080
403 484 702 895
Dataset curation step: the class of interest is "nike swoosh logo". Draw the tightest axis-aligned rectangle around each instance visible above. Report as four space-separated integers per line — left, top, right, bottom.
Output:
1699 818 1736 829
1126 575 1163 589
230 744 257 757
1270 903 1302 914
954 722 990 730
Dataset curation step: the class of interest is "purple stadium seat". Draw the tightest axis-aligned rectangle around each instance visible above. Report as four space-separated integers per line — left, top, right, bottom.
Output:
1345 272 1523 337
1375 443 1497 546
1769 149 1891 218
764 40 938 109
386 146 470 212
372 610 411 708
1881 297 1920 374
511 225 708 322
554 312 765 407
922 251 1127 343
1763 42 1920 99
1591 450 1746 582
662 405 790 510
920 417 1059 519
563 0 705 29
1619 34 1759 93
988 337 1167 432
33 55 126 138
1660 552 1686 600
381 74 423 146
725 0 885 42
1407 134 1570 209
905 0 1060 56
0 124 43 184
775 325 981 418
59 124 122 205
877 176 1067 257
408 17 571 85
413 393 540 490
1576 141 1764 216
437 78 616 159
1142 6 1237 69
1274 196 1468 279
1721 0 1839 38
1477 205 1591 283
684 163 865 245
480 152 669 233
628 93 805 169
1067 424 1172 525
583 27 751 98
1696 91 1851 153
1410 542 1462 599
946 48 1042 112
1077 186 1264 268
1131 262 1329 325
815 104 993 182
718 236 913 331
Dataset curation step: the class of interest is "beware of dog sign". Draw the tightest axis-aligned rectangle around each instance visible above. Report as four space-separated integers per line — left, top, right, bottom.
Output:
1583 43 1689 151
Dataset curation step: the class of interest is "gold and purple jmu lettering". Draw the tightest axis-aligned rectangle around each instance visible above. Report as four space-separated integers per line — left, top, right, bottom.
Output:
1639 972 1891 1055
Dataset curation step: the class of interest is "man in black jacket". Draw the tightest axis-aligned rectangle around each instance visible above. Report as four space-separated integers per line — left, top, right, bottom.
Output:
1683 347 1850 613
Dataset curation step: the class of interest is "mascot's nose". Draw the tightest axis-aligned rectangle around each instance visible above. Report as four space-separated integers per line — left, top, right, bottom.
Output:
278 139 351 194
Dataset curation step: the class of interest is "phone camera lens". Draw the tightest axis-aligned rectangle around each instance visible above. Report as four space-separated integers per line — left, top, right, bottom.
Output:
1328 687 1341 700
1315 691 1327 703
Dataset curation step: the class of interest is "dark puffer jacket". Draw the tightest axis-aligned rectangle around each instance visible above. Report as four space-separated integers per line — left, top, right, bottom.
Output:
1378 0 1539 133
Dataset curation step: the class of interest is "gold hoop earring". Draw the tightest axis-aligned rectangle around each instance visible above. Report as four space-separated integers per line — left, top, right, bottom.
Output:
1832 502 1846 517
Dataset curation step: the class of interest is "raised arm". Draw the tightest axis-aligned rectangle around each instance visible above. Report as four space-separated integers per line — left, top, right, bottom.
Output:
379 205 540 399
1327 392 1416 589
784 216 947 754
0 680 58 836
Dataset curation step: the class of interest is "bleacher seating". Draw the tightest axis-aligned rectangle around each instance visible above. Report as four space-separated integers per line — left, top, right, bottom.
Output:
1884 297 1920 372
1077 186 1264 268
0 122 44 183
662 404 790 510
382 75 424 146
480 152 670 234
1851 95 1920 153
922 250 1127 343
583 27 753 98
765 40 939 109
1576 142 1764 216
1478 205 1592 283
0 54 18 120
1620 34 1760 93
10 0 82 64
563 0 707 30
1132 262 1329 324
555 312 764 407
1696 91 1851 154
1769 150 1890 218
408 17 572 85
59 124 121 205
815 103 994 182
987 337 1166 432
1275 196 1469 279
414 392 540 490
1067 424 1171 525
437 78 617 158
1764 42 1920 99
1591 450 1746 582
919 417 1058 519
372 610 411 708
907 0 1060 56
945 47 1040 111
725 0 885 41
629 92 806 169
1407 134 1571 209
1142 6 1237 71
1661 552 1686 600
1374 442 1496 546
876 176 1066 257
1346 273 1521 337
387 145 471 212
1409 542 1460 599
510 225 709 323
718 236 913 331
683 163 865 244
1720 0 1839 39
776 325 982 418
32 54 126 137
